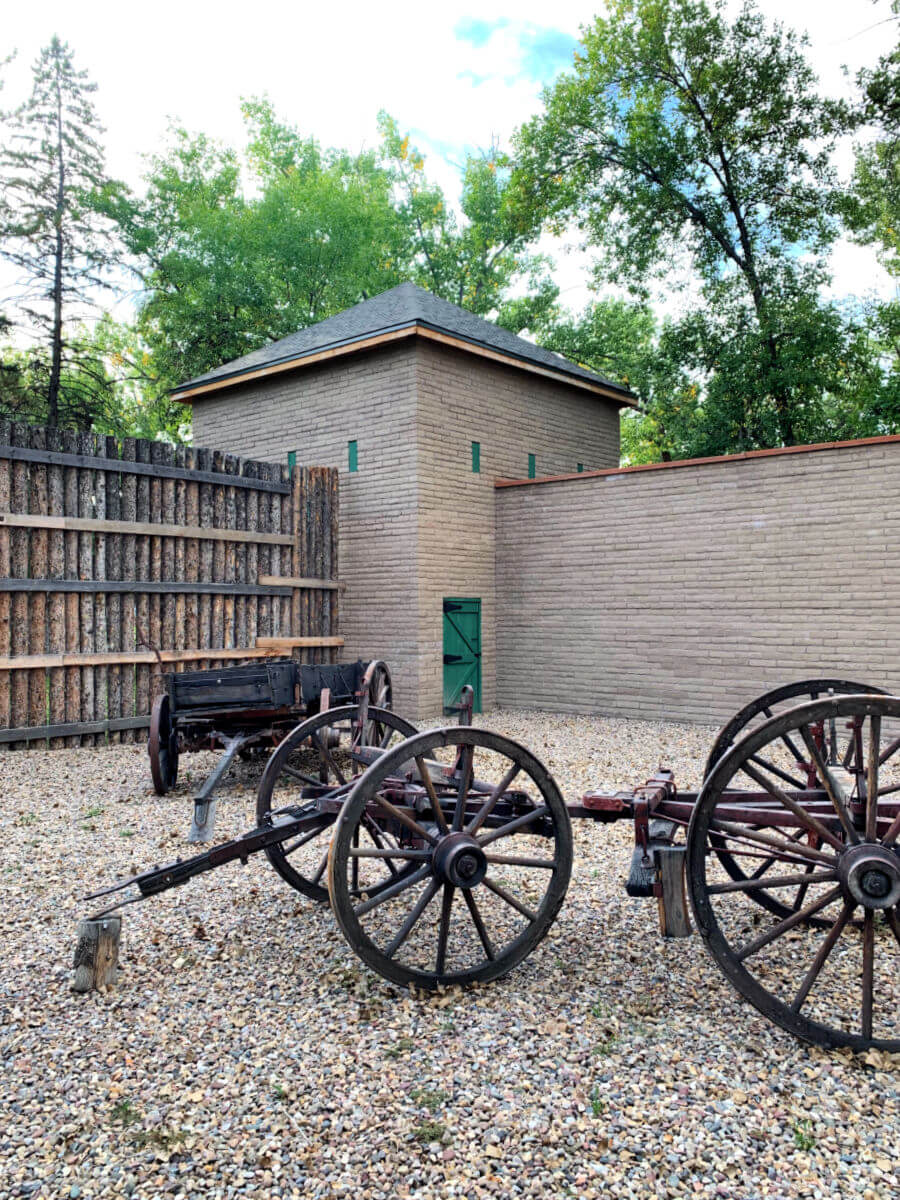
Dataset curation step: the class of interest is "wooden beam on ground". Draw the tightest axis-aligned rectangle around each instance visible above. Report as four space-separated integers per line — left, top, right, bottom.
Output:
0 715 151 743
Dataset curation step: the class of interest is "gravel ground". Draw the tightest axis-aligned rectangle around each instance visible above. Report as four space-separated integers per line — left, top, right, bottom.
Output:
1 708 898 1200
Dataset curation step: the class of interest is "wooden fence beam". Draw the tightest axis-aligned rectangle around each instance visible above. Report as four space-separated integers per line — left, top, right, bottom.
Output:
0 578 293 597
258 575 343 590
0 645 298 671
0 444 291 494
0 512 293 547
0 715 151 743
255 636 345 650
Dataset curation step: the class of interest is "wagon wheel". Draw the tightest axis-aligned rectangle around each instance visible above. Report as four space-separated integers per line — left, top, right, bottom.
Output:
256 704 417 902
363 660 393 749
705 679 885 924
704 679 884 780
328 726 573 989
148 694 179 795
687 693 900 1051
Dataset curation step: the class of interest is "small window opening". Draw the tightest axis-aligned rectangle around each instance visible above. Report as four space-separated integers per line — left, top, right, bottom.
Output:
528 453 536 479
287 450 297 472
348 440 358 472
471 441 480 473
577 463 584 473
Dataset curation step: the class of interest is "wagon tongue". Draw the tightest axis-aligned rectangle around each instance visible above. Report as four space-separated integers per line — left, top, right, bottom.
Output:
82 808 322 915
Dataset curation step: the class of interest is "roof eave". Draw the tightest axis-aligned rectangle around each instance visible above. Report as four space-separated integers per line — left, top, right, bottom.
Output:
171 323 638 408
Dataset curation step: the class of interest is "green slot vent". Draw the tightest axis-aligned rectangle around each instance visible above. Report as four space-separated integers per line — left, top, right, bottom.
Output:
471 441 480 473
528 453 536 479
577 463 584 473
287 451 297 472
348 439 358 472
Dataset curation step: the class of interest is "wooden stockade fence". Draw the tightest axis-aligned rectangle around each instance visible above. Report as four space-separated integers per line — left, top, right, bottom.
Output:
0 420 341 748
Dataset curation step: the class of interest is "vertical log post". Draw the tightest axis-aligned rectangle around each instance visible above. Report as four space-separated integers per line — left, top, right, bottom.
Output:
119 438 138 743
46 428 67 747
0 419 11 734
105 436 122 743
62 429 81 747
27 427 49 739
77 430 96 746
9 424 30 747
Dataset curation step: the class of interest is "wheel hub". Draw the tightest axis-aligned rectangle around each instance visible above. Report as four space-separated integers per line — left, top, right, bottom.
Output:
838 842 900 910
432 831 487 890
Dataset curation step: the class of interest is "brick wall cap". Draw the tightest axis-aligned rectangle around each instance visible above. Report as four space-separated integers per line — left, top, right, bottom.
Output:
495 434 900 489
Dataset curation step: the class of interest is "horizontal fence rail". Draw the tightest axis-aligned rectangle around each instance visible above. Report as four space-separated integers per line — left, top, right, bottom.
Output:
0 420 340 748
0 442 292 492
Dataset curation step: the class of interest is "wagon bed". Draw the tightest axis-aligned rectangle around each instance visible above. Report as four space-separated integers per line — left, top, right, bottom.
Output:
148 657 391 840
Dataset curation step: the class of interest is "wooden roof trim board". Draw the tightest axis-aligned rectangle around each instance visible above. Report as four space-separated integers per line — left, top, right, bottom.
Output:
171 323 637 407
494 434 900 489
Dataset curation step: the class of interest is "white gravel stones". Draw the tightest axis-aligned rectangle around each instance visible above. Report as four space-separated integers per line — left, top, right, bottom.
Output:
1 708 897 1199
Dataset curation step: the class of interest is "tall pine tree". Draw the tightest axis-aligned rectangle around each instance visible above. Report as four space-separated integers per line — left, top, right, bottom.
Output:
1 36 119 426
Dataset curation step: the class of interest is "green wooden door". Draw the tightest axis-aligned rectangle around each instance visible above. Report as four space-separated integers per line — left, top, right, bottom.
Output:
443 598 482 714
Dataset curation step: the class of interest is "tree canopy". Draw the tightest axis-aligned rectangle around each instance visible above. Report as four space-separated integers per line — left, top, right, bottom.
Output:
105 100 554 398
514 0 897 458
0 10 897 455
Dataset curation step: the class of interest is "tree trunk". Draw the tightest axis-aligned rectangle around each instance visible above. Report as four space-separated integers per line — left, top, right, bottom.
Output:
744 266 795 447
47 66 65 427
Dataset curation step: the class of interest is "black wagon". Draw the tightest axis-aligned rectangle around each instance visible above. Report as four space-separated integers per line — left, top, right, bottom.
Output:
147 657 391 840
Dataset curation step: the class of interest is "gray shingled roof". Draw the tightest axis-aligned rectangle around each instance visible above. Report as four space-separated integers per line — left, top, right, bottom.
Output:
175 282 634 401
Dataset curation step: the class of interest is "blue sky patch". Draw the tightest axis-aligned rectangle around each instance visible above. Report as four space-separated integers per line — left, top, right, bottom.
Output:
454 17 511 48
519 27 579 81
454 17 578 85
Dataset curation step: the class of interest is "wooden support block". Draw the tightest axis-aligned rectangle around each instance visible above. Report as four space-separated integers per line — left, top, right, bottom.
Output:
72 916 121 992
654 846 692 938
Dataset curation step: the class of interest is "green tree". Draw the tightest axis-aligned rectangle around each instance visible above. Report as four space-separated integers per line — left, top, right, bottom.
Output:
513 0 869 456
110 100 556 396
842 3 900 428
378 114 555 331
0 36 121 426
844 2 900 271
111 102 410 392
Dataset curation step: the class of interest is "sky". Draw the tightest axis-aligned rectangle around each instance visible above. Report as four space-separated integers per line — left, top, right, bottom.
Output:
2 0 897 318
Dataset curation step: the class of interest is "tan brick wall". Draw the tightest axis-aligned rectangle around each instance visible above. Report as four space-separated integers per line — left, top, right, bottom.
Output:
495 441 900 726
190 338 622 718
190 343 422 712
414 341 621 718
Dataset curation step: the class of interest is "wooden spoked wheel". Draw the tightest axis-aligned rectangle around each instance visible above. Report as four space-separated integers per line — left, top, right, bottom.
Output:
688 694 900 1051
148 694 179 795
328 727 573 989
363 660 393 748
704 679 884 780
256 705 417 902
705 679 884 923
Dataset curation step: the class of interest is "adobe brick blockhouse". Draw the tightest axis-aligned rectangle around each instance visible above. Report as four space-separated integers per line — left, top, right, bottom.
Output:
175 284 633 718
